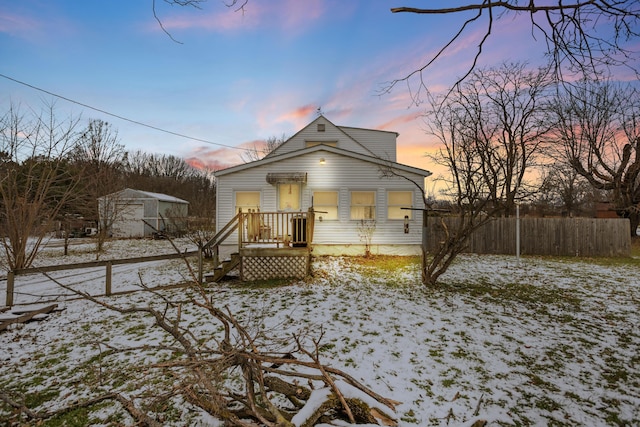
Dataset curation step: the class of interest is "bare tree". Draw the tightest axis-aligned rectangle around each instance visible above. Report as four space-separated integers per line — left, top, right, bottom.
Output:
537 163 594 216
387 63 552 285
419 101 501 285
241 134 287 163
551 79 640 234
387 1 640 101
357 219 376 257
457 62 553 214
0 102 82 270
71 119 126 253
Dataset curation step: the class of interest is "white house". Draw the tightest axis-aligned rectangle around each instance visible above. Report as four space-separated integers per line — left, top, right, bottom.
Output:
214 116 431 256
98 188 189 238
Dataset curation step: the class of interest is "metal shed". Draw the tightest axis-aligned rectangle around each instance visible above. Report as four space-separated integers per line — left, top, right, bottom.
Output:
98 188 189 238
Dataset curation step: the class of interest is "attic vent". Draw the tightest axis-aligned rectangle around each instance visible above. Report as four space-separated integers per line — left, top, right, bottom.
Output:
266 172 307 185
317 123 325 132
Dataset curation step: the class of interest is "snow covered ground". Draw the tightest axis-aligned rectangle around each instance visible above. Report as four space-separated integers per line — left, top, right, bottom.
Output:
1 239 639 426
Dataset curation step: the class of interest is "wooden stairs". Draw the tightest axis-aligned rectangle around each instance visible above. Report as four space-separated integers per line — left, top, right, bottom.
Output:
200 209 314 284
200 212 241 284
205 252 240 283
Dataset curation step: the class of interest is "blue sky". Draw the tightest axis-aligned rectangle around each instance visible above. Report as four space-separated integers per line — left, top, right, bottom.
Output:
2 1 566 173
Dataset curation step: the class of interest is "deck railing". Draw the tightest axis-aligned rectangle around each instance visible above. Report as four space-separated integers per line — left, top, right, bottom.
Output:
239 208 315 248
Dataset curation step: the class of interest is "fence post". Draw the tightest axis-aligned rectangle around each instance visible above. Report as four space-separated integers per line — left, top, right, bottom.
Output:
105 262 112 296
516 204 520 264
6 271 15 307
198 245 203 286
421 212 428 283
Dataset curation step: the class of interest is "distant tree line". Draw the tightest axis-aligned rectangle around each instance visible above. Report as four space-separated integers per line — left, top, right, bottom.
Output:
68 122 216 223
0 101 215 269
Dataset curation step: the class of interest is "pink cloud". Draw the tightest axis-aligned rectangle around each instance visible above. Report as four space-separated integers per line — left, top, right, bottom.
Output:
0 6 77 42
377 111 424 131
184 138 272 171
0 11 39 37
277 104 318 123
156 7 259 32
184 145 242 171
0 9 77 43
152 0 327 34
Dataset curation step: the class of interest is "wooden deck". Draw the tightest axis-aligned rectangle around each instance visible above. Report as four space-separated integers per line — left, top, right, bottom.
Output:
204 210 315 283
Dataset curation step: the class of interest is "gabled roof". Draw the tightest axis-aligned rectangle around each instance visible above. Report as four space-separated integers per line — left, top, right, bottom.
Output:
100 188 189 204
215 144 431 178
265 115 378 158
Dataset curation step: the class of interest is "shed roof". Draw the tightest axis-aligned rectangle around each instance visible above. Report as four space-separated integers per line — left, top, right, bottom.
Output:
99 188 189 204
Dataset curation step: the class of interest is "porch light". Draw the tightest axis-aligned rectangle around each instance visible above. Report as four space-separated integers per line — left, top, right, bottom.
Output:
319 158 326 165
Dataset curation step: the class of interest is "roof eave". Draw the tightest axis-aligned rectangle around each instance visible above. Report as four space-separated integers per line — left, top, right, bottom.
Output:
214 145 431 178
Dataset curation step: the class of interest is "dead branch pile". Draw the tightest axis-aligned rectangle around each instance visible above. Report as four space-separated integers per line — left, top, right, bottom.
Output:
3 266 398 426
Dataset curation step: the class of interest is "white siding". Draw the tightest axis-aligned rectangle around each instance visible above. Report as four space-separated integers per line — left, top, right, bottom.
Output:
111 203 144 238
216 148 425 246
339 127 397 162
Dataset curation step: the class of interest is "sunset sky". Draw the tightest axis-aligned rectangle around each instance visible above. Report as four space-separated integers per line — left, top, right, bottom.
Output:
0 1 609 178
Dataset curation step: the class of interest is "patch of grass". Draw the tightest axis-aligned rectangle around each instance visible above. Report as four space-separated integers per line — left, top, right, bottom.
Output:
441 378 455 387
124 323 147 335
428 348 443 359
525 372 560 392
46 400 115 427
24 388 60 408
348 255 420 286
602 367 628 386
598 398 630 426
441 278 583 312
551 238 640 268
318 343 335 352
450 346 469 359
631 236 640 257
400 408 418 423
350 255 420 270
535 395 562 412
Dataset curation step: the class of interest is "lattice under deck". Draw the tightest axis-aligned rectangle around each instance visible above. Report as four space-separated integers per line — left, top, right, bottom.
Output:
242 255 308 281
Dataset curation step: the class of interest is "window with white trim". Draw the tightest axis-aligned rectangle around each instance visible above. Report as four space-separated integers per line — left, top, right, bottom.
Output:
388 191 413 220
350 191 376 220
313 191 338 220
235 191 260 213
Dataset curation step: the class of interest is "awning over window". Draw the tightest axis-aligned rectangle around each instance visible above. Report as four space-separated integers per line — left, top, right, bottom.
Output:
266 172 307 185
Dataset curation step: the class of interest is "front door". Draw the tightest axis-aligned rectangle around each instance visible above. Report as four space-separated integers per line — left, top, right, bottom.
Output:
278 183 301 211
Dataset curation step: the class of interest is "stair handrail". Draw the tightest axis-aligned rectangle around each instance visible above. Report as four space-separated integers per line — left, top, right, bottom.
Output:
203 212 241 251
200 211 243 272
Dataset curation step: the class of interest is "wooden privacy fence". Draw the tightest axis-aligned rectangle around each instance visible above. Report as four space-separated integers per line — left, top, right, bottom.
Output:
5 251 198 307
425 217 631 257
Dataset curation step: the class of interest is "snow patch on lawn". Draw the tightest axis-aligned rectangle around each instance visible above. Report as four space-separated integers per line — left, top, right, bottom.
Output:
0 241 639 425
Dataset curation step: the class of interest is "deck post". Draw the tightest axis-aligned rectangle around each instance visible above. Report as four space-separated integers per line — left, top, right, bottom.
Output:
213 245 219 268
238 209 244 248
306 207 315 245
